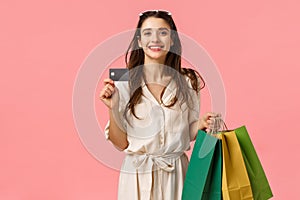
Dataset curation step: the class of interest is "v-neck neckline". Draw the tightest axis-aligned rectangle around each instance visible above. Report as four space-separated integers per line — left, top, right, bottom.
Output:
142 78 175 105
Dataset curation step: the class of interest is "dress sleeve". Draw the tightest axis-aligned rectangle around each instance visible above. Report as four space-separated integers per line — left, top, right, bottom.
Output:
104 82 128 140
104 120 111 140
187 77 201 141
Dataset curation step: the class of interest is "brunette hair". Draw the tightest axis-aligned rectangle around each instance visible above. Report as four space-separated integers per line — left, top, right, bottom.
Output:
124 11 205 121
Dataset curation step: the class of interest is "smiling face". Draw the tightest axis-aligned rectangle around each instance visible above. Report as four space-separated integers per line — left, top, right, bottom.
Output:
138 17 174 64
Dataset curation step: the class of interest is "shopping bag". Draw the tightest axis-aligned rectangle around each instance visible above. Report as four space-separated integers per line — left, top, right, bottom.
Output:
202 139 222 199
182 130 222 200
235 126 273 200
221 131 254 200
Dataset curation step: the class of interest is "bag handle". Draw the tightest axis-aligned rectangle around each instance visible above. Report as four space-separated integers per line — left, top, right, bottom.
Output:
207 115 228 135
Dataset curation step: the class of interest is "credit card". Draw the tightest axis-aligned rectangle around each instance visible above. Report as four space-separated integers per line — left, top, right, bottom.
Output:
109 68 129 81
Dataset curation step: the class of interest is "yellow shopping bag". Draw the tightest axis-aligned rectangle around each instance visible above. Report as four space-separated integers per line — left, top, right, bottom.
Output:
221 131 254 200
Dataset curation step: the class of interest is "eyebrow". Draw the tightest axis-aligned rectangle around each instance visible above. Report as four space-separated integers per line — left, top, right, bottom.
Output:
142 28 170 32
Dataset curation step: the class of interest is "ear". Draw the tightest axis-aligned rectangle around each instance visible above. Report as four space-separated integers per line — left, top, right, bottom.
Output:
137 36 142 48
170 39 174 46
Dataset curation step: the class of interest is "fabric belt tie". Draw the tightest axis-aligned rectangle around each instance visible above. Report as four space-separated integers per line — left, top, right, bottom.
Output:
127 151 184 200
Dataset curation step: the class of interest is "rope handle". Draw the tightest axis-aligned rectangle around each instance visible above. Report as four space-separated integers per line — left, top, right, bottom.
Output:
207 115 228 135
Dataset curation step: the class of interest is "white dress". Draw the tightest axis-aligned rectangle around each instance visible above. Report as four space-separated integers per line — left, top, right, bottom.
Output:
105 76 200 200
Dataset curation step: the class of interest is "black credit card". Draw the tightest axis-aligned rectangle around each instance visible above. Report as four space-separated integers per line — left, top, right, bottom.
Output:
109 68 129 81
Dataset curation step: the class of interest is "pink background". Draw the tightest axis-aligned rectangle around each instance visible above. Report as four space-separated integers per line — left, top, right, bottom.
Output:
1 0 299 199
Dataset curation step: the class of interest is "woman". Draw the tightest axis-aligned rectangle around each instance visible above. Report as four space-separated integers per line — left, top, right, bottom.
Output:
99 10 220 200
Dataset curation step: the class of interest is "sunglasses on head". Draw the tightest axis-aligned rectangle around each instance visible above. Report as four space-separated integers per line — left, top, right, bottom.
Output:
139 10 172 17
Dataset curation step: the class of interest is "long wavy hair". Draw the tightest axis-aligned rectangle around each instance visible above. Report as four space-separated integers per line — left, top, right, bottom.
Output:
124 10 205 122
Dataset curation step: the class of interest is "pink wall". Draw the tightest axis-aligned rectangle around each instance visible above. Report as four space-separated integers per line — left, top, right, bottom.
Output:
1 0 299 199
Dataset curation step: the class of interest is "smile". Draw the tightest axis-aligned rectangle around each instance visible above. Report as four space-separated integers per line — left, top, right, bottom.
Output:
148 45 164 51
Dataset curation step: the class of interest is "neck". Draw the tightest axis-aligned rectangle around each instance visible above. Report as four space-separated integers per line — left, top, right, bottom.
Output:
143 63 164 82
144 52 166 65
143 63 173 88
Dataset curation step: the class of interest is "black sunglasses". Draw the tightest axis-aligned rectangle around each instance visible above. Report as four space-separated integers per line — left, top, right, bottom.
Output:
139 10 172 17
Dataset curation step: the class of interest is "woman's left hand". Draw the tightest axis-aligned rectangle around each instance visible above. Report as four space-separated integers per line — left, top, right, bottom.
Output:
198 112 222 133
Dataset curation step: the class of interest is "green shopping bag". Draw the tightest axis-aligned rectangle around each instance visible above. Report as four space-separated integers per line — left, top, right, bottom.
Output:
235 126 273 200
182 130 222 200
202 139 222 199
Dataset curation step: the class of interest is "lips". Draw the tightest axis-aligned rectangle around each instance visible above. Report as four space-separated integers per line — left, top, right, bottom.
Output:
148 45 164 51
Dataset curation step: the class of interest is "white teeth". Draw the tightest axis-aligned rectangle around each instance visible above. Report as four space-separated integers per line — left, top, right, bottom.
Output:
149 46 163 49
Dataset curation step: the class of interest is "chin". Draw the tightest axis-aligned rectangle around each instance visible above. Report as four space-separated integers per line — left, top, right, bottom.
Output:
146 53 168 60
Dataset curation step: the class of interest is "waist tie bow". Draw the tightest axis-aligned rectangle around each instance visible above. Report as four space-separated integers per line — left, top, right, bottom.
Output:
127 151 184 200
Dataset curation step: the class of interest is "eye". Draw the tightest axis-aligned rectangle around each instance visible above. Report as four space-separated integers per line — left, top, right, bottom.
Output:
143 31 151 36
159 30 169 36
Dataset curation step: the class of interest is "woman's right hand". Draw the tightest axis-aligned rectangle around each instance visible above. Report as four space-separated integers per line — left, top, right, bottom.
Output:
99 78 119 109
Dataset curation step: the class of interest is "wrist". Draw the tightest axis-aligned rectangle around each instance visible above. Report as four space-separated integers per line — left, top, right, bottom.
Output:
197 120 205 130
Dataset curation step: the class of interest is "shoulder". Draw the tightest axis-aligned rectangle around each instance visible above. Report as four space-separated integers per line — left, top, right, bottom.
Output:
115 81 130 100
115 81 129 90
181 67 202 91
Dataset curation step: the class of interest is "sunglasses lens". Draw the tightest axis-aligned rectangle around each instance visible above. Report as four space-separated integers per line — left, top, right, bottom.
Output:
139 10 172 17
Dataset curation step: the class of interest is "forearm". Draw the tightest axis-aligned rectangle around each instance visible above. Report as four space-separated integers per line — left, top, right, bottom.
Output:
108 109 128 151
189 120 205 141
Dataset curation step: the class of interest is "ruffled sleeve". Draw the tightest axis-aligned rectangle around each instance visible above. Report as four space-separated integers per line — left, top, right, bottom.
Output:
104 81 129 140
187 77 201 141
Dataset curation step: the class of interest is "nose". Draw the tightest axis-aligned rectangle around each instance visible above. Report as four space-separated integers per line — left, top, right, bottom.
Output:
151 31 160 43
